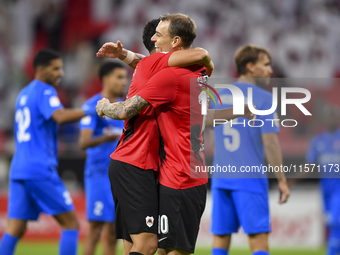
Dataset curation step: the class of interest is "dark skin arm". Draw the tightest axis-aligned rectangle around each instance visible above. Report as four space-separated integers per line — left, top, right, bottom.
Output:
79 129 120 150
52 109 86 124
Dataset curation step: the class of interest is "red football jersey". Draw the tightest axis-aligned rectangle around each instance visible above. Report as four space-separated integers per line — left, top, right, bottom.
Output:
111 52 172 171
138 65 209 189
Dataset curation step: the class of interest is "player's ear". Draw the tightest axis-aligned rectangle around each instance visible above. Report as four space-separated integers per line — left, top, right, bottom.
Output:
246 61 255 74
171 36 181 49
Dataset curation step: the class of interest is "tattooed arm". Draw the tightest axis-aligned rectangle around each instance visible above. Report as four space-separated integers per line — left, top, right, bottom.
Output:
96 41 145 69
96 96 150 120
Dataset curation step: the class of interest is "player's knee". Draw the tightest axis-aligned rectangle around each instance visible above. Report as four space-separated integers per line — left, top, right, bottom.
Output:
6 220 27 239
134 237 158 255
63 216 80 230
8 226 26 239
249 233 269 252
88 222 104 239
146 239 158 255
105 224 116 241
70 218 80 230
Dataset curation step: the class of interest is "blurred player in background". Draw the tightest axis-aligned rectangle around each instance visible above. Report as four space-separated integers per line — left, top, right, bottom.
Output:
79 62 126 255
95 17 217 255
305 106 340 255
0 49 96 255
210 45 290 255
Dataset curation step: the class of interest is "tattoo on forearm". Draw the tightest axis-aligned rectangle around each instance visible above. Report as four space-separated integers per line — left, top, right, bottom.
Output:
101 95 150 120
129 53 144 69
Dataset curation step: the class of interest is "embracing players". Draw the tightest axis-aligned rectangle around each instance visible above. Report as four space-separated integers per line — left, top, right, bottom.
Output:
96 14 254 255
0 49 96 255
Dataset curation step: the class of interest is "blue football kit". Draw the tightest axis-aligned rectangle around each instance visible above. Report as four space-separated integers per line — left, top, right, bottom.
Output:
210 82 279 235
306 129 340 255
0 79 79 255
9 79 74 220
80 93 124 222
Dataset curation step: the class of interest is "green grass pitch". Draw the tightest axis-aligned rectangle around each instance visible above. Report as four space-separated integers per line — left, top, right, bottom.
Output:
15 242 325 255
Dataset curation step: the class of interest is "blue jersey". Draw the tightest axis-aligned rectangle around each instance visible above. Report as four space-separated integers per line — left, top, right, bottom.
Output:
79 94 124 176
10 80 63 180
306 129 340 196
210 82 280 193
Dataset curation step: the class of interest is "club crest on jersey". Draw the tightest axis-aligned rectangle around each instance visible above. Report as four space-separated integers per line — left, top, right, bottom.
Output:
145 216 154 227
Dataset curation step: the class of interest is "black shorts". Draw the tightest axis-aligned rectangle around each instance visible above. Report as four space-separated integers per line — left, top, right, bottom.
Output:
158 184 207 253
108 159 158 241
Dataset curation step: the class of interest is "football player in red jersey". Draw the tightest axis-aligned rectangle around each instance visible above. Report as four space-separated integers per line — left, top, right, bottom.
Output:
97 14 254 255
95 18 218 255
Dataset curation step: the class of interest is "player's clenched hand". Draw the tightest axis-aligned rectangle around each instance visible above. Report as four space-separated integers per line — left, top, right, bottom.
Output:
243 104 256 126
96 98 110 118
96 41 124 58
278 180 290 204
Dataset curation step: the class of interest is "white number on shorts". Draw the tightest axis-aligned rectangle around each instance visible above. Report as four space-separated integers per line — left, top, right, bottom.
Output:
94 201 104 216
223 120 240 152
15 107 31 143
158 215 169 234
63 191 73 205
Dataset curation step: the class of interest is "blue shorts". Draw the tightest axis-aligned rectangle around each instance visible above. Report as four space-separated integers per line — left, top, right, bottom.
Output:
210 188 270 235
8 175 74 221
84 172 115 222
322 191 340 228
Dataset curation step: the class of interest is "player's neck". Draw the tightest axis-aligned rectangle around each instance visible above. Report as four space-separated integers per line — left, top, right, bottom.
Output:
34 75 51 86
237 76 256 86
173 46 190 52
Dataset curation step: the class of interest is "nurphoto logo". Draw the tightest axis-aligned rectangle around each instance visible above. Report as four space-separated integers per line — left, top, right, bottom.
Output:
199 83 312 128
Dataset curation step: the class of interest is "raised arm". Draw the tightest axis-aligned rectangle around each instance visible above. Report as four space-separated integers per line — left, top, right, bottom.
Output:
96 41 145 69
97 41 214 76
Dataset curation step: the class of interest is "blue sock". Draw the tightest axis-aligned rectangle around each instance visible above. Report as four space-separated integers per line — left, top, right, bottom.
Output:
253 251 270 255
212 247 229 255
0 233 19 255
59 229 79 255
327 227 340 255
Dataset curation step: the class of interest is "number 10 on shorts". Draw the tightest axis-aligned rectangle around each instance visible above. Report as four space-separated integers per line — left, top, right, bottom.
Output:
158 215 169 234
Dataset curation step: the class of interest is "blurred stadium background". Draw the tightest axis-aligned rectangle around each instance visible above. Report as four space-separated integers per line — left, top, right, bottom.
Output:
0 0 340 254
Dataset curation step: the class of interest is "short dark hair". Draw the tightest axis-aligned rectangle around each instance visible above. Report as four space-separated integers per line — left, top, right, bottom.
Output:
160 13 196 48
33 48 61 70
143 18 160 53
234 45 271 75
99 62 125 81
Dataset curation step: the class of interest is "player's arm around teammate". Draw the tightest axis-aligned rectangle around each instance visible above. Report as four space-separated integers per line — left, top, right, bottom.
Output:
97 40 214 76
